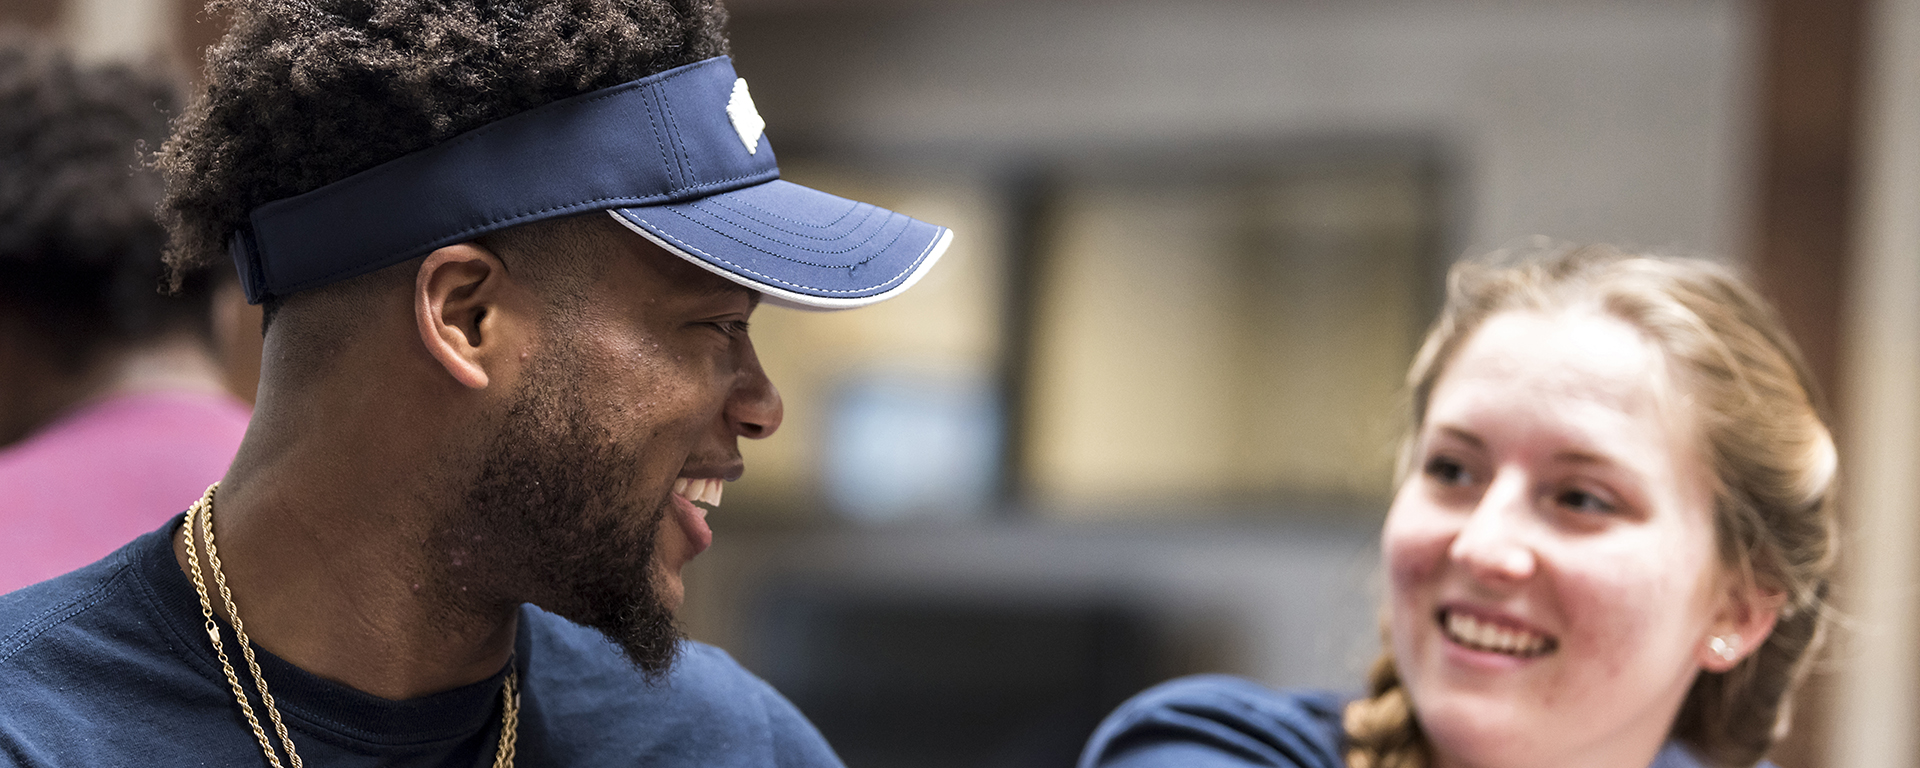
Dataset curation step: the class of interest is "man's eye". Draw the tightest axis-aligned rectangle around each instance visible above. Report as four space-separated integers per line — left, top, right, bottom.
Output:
706 320 750 338
1424 457 1471 486
1556 488 1616 514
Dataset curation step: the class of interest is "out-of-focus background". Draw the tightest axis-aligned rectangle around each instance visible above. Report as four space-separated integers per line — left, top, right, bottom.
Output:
7 0 1914 766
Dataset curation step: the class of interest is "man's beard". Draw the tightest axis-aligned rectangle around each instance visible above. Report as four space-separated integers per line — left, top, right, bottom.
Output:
430 350 682 676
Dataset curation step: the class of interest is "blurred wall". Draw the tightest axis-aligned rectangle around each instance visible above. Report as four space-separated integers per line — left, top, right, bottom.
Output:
731 0 1755 257
722 0 1761 522
62 0 171 62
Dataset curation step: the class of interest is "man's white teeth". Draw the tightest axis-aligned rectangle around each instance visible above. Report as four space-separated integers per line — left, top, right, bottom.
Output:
1443 610 1554 657
672 477 723 508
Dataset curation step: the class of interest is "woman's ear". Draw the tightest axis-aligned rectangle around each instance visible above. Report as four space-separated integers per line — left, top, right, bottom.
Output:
415 242 529 390
1699 575 1787 673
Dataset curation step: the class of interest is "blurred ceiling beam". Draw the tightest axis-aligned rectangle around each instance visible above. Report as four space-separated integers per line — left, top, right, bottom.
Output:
1832 0 1920 766
0 0 58 29
1751 0 1861 405
1750 0 1866 764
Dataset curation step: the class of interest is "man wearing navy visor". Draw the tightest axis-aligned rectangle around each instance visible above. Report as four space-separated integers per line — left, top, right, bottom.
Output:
0 1 948 766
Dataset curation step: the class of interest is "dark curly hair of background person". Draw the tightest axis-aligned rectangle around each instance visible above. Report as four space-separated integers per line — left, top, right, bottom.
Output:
0 35 192 369
156 0 730 303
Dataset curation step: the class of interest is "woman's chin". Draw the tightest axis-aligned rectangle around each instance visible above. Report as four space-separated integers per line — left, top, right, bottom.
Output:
1412 692 1543 768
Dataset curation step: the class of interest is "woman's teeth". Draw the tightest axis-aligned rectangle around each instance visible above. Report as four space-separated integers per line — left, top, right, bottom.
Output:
1441 610 1556 657
671 477 724 508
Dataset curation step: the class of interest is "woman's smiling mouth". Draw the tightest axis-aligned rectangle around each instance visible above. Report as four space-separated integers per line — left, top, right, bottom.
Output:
1438 608 1558 658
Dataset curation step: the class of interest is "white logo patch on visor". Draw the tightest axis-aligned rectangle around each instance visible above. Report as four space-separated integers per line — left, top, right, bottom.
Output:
726 78 766 155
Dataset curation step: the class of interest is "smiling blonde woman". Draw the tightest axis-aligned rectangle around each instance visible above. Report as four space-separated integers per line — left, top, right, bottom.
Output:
1079 245 1838 768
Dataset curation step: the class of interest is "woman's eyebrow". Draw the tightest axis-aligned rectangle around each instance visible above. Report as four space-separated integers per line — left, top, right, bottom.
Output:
1433 425 1486 450
1551 450 1611 466
1550 450 1650 491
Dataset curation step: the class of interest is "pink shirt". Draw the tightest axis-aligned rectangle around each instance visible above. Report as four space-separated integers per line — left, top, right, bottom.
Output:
0 391 249 593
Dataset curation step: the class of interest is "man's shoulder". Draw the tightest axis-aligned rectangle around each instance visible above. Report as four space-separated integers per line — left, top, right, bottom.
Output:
0 543 142 664
1080 676 1348 768
517 606 845 768
0 531 220 768
1099 674 1347 733
518 606 775 709
1649 741 1778 768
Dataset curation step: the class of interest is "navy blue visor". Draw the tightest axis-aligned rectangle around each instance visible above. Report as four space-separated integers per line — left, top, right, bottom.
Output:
229 56 952 310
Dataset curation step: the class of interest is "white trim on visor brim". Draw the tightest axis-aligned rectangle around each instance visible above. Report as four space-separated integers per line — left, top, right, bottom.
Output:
605 201 954 312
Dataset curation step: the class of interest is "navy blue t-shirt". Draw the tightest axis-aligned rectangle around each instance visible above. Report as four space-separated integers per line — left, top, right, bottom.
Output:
0 517 843 767
1079 675 1755 768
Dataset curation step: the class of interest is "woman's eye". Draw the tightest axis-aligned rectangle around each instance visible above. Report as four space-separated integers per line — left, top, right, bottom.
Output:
1424 457 1471 486
1556 488 1616 514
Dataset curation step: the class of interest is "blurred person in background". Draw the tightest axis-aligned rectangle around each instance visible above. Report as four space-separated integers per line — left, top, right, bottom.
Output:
0 36 249 593
1080 246 1837 768
0 0 951 765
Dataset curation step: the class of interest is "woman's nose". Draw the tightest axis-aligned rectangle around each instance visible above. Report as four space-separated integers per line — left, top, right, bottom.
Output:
1448 473 1537 584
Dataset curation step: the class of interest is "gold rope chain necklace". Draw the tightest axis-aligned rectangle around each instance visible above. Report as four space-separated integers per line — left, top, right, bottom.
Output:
183 483 520 767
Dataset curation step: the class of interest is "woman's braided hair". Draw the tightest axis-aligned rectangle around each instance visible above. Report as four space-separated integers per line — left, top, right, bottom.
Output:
156 0 729 305
1345 244 1838 768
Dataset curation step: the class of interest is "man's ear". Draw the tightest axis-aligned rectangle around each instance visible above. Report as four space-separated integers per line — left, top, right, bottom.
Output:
415 242 527 390
1698 575 1788 673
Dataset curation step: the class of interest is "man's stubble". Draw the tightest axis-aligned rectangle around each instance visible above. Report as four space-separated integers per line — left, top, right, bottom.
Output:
425 339 682 676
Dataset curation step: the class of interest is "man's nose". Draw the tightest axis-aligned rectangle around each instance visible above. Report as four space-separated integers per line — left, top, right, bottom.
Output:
1448 472 1537 584
727 344 782 440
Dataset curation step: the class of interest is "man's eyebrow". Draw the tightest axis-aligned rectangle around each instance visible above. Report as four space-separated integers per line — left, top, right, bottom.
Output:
684 279 756 305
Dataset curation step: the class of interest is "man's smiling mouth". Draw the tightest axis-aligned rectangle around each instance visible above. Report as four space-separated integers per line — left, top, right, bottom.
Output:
672 477 723 509
1438 608 1558 657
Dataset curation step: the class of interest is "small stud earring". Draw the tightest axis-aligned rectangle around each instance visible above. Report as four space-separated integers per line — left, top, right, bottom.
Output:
1708 634 1742 663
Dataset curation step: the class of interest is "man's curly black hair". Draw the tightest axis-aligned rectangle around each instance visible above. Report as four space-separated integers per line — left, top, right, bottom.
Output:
157 0 730 304
0 34 192 368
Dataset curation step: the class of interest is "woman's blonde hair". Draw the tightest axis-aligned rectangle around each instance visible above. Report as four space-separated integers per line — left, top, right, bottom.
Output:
1344 243 1839 768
